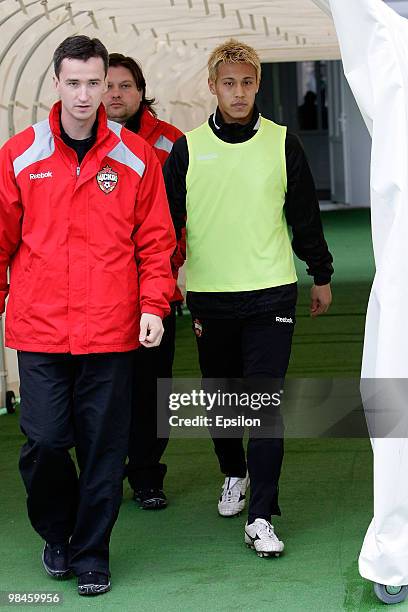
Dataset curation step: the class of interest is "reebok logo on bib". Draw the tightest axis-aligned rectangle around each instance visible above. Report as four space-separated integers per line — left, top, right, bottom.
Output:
197 153 218 161
275 316 293 324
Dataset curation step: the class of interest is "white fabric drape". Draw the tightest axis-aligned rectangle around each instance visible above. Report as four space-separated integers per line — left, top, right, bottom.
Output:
314 0 408 586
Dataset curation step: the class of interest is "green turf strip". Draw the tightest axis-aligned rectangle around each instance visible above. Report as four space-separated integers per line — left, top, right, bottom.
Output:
0 209 390 610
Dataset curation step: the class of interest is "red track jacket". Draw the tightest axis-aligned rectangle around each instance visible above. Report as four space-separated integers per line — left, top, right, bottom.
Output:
138 106 183 167
137 107 185 303
0 102 176 354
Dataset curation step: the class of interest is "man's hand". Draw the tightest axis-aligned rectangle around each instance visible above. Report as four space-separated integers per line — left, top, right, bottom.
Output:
310 283 332 317
139 313 164 347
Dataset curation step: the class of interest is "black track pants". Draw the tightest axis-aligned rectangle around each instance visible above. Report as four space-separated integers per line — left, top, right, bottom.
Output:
193 310 295 522
18 350 134 575
127 306 176 490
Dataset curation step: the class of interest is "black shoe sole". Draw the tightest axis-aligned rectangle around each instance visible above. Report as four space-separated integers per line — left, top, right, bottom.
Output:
133 495 168 510
139 500 168 510
78 583 111 596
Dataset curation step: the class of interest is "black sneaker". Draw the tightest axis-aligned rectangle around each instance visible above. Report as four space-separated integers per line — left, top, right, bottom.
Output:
78 571 111 596
134 488 168 510
42 542 71 579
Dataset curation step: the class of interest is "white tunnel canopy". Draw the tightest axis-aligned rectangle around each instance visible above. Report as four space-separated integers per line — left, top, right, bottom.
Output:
0 0 339 139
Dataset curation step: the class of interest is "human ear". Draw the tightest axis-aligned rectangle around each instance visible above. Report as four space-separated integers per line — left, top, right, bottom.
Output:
208 78 216 95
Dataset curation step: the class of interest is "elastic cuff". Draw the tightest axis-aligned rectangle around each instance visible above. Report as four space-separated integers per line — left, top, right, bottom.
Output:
248 504 281 522
223 470 247 479
71 563 110 577
313 276 332 286
140 306 166 319
247 515 271 525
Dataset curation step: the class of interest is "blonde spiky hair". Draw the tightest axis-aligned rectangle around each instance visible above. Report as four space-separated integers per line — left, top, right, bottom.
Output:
207 39 261 83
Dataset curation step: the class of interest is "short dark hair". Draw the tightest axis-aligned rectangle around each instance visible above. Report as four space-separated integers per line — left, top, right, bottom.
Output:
53 35 109 78
108 53 157 117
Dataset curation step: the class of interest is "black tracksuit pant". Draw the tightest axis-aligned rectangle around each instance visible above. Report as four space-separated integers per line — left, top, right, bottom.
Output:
18 350 135 576
127 305 176 491
194 310 295 523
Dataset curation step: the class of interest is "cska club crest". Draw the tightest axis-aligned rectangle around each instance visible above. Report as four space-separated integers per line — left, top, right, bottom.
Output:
96 165 118 194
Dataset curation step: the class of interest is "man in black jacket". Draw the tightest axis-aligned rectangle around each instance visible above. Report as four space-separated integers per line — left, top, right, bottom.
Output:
164 39 333 556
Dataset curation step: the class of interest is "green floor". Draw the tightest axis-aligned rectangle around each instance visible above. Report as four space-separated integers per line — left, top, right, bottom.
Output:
0 209 391 611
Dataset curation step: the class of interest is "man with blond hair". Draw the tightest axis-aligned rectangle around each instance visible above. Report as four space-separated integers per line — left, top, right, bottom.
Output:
164 39 333 556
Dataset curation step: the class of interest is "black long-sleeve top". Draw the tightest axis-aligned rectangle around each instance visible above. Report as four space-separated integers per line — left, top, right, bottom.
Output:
163 106 334 318
60 118 97 164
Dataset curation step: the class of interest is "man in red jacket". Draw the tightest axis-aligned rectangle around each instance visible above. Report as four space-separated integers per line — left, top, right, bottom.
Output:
0 36 175 596
103 54 183 510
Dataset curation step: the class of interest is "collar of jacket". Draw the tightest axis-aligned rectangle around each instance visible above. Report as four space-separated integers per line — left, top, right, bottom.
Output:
49 101 116 147
132 106 159 140
209 105 261 144
48 101 120 171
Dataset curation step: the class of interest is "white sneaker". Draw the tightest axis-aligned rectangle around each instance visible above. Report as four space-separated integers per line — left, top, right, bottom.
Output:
218 475 249 517
244 518 284 557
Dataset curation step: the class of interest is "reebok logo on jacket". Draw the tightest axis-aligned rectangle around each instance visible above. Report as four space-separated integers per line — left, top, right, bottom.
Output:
29 171 52 180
